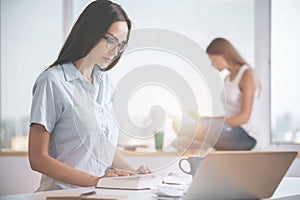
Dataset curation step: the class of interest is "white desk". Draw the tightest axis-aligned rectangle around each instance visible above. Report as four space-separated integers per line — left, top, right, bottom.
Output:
0 177 300 200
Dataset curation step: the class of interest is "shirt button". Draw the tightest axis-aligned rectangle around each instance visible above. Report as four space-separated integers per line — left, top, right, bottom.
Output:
103 126 109 136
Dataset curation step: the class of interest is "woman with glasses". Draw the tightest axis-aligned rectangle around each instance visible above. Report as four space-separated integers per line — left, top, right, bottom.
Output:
28 0 150 191
204 38 260 150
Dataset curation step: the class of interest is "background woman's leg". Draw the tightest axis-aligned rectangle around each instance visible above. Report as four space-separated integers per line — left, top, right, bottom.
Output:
214 125 256 150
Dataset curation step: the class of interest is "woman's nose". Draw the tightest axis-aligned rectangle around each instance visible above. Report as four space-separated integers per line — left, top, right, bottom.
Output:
109 46 118 57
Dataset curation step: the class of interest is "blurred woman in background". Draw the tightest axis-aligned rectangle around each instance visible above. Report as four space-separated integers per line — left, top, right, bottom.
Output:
206 37 261 150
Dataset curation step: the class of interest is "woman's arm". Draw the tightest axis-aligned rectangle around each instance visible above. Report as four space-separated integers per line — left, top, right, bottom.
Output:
29 124 119 187
225 69 256 127
29 124 99 186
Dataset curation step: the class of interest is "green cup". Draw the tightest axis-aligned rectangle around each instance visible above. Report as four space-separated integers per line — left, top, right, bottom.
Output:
154 132 164 150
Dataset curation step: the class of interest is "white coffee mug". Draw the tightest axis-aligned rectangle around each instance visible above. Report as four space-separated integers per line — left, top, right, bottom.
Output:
179 156 202 176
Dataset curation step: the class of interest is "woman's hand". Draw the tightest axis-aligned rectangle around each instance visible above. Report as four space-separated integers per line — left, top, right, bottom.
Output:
136 165 151 174
102 168 137 178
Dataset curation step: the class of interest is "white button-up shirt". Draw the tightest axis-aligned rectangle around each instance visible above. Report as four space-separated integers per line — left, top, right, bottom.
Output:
30 62 119 191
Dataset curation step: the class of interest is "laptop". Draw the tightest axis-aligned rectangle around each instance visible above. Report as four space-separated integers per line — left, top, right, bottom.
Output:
184 151 297 200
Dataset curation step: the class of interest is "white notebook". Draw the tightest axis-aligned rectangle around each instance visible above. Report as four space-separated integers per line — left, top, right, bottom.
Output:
96 174 162 190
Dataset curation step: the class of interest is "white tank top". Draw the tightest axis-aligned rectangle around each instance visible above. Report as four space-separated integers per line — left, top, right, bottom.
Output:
221 65 259 137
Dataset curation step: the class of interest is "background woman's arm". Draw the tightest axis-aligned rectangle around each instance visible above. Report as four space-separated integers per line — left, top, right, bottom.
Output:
112 149 134 171
225 70 256 127
112 149 151 174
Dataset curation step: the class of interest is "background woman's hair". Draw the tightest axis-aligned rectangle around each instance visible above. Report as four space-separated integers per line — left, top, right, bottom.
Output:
206 37 248 66
206 37 262 95
48 0 131 71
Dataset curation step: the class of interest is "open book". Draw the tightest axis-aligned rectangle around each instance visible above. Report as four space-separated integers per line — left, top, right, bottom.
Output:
96 174 163 190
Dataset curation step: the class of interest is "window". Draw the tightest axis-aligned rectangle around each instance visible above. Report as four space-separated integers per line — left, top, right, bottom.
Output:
1 0 255 151
271 0 300 144
74 0 255 149
0 0 62 150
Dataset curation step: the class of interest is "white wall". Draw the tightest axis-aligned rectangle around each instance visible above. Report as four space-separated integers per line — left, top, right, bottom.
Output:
0 156 41 195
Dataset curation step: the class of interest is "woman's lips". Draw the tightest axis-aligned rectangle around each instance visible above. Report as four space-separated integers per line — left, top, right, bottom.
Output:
103 57 112 63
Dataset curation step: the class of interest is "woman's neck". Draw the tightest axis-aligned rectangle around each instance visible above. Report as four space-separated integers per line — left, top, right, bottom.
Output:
73 57 94 83
228 64 243 80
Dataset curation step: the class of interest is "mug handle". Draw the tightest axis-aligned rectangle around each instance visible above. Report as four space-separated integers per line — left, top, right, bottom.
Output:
179 158 191 175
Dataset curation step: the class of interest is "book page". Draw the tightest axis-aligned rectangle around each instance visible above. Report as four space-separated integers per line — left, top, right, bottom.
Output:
96 174 163 190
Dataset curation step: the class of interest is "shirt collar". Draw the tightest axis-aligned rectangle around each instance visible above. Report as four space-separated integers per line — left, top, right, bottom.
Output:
61 62 104 82
93 64 104 83
61 62 80 82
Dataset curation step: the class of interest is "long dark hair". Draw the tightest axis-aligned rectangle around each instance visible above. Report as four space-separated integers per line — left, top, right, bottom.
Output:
48 0 131 71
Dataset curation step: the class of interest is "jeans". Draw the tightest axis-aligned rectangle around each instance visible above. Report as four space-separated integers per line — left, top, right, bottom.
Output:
214 125 257 150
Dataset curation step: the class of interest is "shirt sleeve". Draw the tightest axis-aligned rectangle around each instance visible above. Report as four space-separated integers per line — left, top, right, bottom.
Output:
30 73 62 133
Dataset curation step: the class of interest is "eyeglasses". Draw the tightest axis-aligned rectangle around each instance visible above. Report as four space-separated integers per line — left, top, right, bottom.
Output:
103 33 128 54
